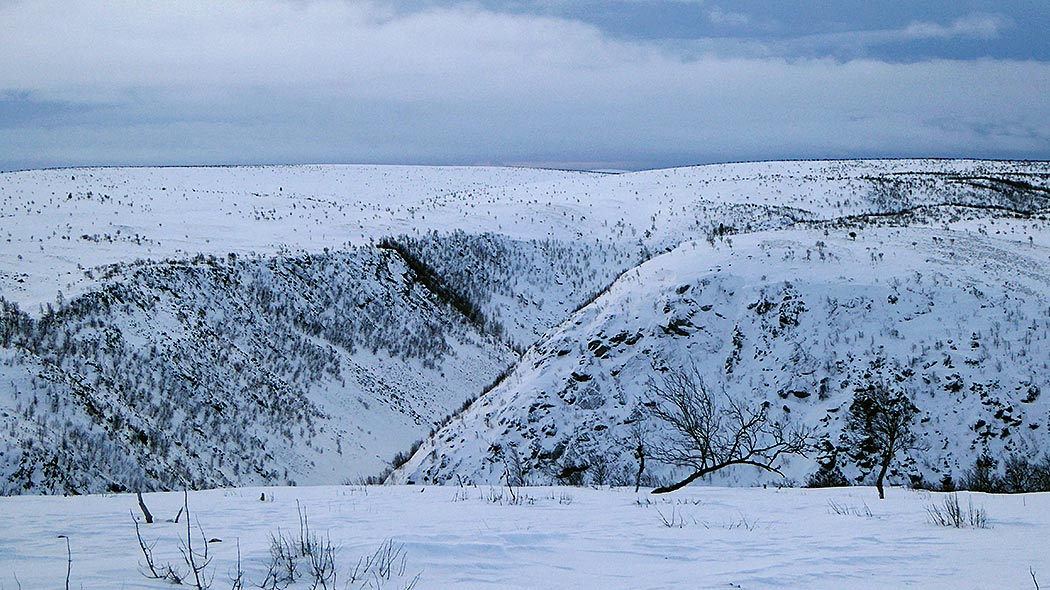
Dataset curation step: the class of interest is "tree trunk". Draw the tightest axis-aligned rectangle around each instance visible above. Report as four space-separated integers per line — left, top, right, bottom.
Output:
652 469 707 494
875 458 891 500
634 444 645 493
137 490 154 524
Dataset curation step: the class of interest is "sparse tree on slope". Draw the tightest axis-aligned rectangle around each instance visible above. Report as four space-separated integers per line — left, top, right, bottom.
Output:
841 382 919 499
647 367 809 494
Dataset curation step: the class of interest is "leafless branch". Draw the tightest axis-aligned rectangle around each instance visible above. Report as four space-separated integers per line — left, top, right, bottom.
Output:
646 366 809 493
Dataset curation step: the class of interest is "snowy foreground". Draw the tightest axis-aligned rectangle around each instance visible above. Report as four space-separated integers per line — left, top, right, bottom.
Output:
2 485 1047 589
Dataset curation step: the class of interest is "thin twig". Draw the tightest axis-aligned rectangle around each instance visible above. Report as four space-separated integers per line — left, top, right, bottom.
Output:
56 535 71 590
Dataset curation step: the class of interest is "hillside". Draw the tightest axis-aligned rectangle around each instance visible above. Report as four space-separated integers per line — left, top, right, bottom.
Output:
395 224 1050 489
2 160 1050 494
387 160 1050 489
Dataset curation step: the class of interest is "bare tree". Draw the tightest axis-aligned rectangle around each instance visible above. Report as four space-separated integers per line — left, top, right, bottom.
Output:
646 367 809 493
841 382 919 499
179 490 212 590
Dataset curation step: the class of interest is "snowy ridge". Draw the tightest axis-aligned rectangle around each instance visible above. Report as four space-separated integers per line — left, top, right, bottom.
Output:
0 165 592 313
5 160 1048 314
395 222 1050 488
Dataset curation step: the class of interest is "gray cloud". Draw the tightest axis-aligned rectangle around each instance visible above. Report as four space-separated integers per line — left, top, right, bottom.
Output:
0 1 1047 170
705 6 751 27
900 13 1007 40
785 13 1012 56
672 12 1014 60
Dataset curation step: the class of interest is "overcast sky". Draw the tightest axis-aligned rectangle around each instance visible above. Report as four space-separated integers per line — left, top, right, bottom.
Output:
1 0 1048 171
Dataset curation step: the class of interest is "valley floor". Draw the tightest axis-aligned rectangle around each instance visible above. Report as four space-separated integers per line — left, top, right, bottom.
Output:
1 484 1046 589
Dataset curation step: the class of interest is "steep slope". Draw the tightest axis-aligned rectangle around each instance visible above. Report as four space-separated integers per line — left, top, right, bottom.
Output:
381 231 645 349
0 247 515 493
395 220 1050 489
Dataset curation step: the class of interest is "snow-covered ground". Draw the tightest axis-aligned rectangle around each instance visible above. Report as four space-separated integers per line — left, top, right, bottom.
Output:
3 160 1050 587
1 484 1046 589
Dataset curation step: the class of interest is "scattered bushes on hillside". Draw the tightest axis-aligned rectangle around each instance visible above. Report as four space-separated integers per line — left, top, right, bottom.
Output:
805 443 851 488
391 440 424 471
954 452 1050 494
0 245 510 494
384 230 642 348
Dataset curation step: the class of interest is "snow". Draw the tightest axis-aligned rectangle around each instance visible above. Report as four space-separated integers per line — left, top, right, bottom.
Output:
2 160 1050 590
0 165 592 313
398 222 1050 488
5 159 1048 316
1 484 1046 589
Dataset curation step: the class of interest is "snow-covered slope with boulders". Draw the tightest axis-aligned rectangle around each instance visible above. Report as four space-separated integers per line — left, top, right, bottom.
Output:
394 225 1050 489
3 160 1050 494
392 160 1050 490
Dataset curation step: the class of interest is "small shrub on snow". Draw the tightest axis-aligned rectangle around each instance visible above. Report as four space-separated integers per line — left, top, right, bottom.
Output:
485 485 535 506
1000 453 1050 493
544 490 574 505
926 493 989 529
826 499 873 518
656 506 692 528
134 498 418 590
938 473 956 492
806 441 850 489
954 452 1050 494
961 453 1002 493
806 462 851 488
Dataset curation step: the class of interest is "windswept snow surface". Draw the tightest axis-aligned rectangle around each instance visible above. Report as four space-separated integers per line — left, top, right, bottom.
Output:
1 485 1047 589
